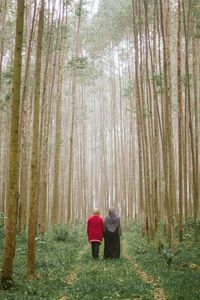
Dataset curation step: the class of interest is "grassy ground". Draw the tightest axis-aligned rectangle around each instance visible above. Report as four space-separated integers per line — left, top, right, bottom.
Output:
64 245 153 300
126 224 200 300
0 223 199 299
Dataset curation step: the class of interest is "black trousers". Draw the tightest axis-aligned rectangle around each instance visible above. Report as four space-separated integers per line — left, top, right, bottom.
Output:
91 242 100 258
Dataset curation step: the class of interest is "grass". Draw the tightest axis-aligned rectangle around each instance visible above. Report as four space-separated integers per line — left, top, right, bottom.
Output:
0 223 199 299
126 224 200 300
65 245 154 300
0 224 85 299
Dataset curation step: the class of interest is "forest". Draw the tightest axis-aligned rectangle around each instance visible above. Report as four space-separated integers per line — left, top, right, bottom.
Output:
0 0 200 299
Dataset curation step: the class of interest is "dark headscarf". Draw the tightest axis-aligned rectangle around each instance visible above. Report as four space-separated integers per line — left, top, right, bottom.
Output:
104 208 120 233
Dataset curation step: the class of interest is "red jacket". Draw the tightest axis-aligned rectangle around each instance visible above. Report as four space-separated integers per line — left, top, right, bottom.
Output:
87 215 104 243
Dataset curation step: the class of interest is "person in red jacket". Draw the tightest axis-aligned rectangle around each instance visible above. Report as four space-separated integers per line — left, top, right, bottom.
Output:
87 208 104 259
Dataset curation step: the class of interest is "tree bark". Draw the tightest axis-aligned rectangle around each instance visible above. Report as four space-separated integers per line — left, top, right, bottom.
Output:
1 0 25 284
28 0 45 277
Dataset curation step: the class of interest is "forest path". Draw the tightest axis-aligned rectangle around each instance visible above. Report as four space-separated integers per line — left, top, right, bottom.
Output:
61 236 167 300
65 243 89 286
1 228 199 299
59 243 90 300
122 239 166 300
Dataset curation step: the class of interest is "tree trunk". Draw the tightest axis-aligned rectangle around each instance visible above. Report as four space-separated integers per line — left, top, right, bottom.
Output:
177 0 183 242
28 0 44 277
1 0 25 285
67 0 82 224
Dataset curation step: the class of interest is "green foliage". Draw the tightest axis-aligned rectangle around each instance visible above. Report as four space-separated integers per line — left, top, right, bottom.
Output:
0 225 199 299
124 82 137 115
158 242 181 268
0 226 84 298
86 0 133 54
68 56 88 70
65 242 153 299
123 81 133 100
55 134 64 148
53 224 68 242
141 107 152 119
185 217 200 232
77 60 103 84
5 93 11 102
193 1 200 39
52 223 81 244
153 73 164 94
0 68 12 111
1 69 13 85
193 13 200 39
68 224 82 243
127 227 200 300
65 0 73 5
76 2 82 17
194 31 200 39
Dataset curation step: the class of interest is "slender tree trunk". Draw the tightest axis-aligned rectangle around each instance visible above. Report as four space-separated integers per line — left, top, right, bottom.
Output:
28 0 45 277
52 40 63 226
177 0 183 242
1 0 25 285
182 0 198 240
67 0 82 224
159 0 175 248
192 19 199 233
38 0 56 235
18 0 37 233
132 0 145 236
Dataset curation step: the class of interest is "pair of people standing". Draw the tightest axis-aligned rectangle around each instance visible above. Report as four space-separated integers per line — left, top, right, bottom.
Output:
87 208 121 259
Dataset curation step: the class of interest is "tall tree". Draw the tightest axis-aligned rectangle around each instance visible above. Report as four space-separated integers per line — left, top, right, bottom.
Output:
18 0 37 233
1 0 25 285
177 0 183 242
67 0 83 224
28 0 45 277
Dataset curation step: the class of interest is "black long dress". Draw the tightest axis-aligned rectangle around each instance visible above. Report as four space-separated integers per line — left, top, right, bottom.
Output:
103 226 120 259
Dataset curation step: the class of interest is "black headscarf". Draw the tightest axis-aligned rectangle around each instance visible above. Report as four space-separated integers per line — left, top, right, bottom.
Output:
104 208 120 233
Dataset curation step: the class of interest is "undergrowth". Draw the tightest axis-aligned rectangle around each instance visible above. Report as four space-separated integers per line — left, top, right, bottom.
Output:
0 223 85 299
65 244 154 300
126 223 200 300
0 222 199 299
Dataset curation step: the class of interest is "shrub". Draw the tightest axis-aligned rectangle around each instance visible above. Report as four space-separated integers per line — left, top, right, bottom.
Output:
53 224 68 242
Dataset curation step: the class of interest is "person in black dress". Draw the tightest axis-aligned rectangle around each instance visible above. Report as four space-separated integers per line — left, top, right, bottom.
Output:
103 208 122 259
